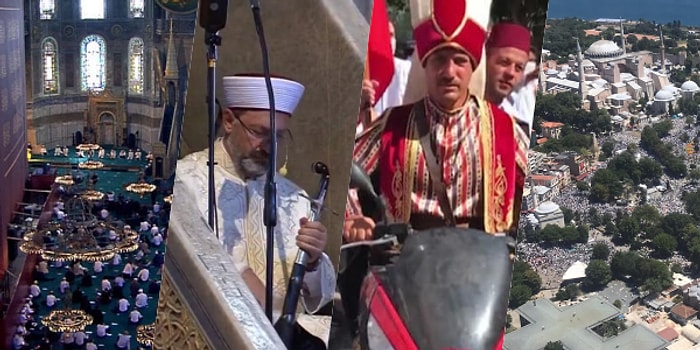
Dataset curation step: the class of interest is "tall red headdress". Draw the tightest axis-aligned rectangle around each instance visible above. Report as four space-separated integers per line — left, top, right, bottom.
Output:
413 0 487 67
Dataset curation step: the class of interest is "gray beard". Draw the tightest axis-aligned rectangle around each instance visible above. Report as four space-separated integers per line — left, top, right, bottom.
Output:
239 157 267 178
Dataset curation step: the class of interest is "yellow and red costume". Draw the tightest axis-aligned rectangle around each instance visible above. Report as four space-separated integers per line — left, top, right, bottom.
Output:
347 0 528 234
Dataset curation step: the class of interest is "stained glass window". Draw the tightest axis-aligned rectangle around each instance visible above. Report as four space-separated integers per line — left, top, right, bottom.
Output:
80 0 104 20
42 38 59 94
129 0 145 18
81 35 106 91
39 0 55 20
128 37 145 94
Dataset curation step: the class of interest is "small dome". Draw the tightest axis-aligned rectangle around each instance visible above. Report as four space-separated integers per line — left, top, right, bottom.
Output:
534 185 550 195
585 40 624 59
655 90 675 101
535 201 560 215
681 80 700 92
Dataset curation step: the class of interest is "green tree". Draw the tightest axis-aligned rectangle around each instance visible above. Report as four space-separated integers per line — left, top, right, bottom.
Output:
651 233 678 258
509 284 533 309
584 260 612 290
591 242 611 260
544 341 565 350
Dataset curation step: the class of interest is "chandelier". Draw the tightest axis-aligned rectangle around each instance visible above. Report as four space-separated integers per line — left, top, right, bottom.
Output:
78 160 104 170
19 198 140 262
76 144 101 152
125 182 157 198
42 309 93 333
81 190 105 201
55 175 74 186
163 194 173 204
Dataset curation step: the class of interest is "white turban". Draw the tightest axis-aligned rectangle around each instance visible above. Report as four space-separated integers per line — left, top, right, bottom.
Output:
222 75 305 115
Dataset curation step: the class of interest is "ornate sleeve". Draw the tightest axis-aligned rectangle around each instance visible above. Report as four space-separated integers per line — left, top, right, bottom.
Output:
345 116 386 218
301 253 336 314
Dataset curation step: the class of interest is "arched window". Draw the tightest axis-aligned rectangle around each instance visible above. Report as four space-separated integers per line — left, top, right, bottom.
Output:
39 0 55 20
42 38 59 94
80 35 106 91
129 0 145 19
128 37 145 94
80 0 104 20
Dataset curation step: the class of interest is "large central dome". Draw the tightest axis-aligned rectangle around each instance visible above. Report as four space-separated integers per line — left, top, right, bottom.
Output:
584 40 624 60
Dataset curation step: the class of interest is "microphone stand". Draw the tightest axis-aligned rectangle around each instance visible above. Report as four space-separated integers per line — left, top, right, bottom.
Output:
250 0 276 322
205 31 221 238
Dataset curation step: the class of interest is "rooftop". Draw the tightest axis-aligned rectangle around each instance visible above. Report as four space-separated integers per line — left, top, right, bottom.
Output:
504 296 669 350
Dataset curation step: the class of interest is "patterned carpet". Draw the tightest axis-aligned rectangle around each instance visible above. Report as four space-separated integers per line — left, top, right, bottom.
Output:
19 160 171 349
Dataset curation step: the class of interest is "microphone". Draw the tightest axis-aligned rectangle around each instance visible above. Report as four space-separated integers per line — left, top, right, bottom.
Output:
198 0 229 33
199 0 228 240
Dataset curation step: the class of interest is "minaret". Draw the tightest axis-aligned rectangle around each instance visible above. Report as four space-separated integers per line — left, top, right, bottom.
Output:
538 54 546 92
163 16 181 179
659 24 667 74
576 37 587 105
164 18 179 81
591 132 600 159
620 18 627 56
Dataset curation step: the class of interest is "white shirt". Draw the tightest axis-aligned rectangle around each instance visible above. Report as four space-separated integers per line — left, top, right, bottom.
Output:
174 140 336 333
30 284 41 297
96 324 109 337
115 276 125 287
60 280 69 293
101 279 111 291
46 294 56 307
150 226 159 235
129 310 142 323
122 263 134 275
112 254 122 265
118 298 130 312
152 234 163 246
500 61 538 131
100 209 109 219
135 292 148 308
137 268 150 282
94 261 103 273
116 334 131 348
140 221 150 232
86 342 98 350
73 331 87 345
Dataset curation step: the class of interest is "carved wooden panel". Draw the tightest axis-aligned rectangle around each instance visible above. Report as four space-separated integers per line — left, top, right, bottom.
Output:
154 272 211 350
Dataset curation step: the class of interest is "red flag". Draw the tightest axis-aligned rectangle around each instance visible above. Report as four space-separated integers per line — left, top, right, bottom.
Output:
365 0 395 104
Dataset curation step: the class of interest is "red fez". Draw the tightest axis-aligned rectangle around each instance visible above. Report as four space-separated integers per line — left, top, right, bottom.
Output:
413 0 487 67
487 22 531 53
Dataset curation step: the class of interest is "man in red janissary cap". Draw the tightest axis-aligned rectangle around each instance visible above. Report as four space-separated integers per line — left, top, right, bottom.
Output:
346 1 528 242
485 22 531 105
339 0 529 343
484 22 537 132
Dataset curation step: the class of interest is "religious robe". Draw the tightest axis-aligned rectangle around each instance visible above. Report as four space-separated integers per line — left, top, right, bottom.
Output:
174 139 336 340
349 96 528 233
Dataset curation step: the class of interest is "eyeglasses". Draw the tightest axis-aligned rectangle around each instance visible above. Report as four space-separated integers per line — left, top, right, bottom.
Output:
235 115 292 143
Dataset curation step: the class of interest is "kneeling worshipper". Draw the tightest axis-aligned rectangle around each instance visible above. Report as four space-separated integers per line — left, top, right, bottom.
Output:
173 74 336 347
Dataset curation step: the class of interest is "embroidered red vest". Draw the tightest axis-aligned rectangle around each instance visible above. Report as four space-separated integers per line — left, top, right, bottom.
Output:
377 98 523 233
